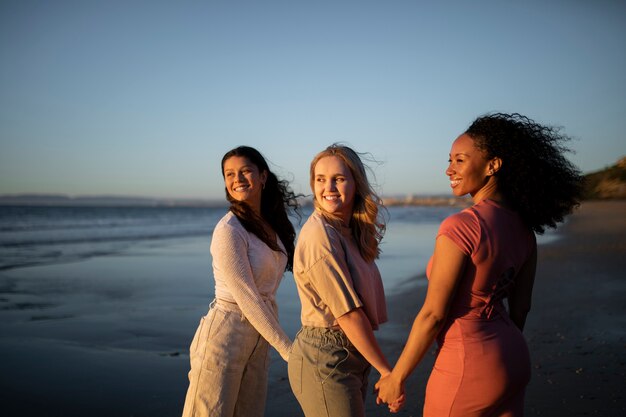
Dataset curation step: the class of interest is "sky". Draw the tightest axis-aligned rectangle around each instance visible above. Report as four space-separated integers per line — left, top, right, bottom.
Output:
1 0 625 201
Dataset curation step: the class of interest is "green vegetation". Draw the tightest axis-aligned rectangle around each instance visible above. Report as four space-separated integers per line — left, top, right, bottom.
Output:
583 157 626 199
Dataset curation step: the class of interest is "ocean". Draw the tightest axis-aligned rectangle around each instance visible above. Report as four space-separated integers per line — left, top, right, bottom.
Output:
0 205 224 270
0 203 460 349
0 204 460 277
0 203 527 416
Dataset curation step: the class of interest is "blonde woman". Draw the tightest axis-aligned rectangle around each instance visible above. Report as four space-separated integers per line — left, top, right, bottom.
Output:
288 144 399 417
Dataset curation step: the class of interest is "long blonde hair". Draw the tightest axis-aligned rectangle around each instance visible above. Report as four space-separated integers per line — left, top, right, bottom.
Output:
309 144 386 262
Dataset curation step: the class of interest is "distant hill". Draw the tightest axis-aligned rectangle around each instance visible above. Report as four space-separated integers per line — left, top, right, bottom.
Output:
583 157 626 200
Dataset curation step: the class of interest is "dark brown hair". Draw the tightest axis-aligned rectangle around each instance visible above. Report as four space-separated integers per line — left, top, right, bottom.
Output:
221 146 301 270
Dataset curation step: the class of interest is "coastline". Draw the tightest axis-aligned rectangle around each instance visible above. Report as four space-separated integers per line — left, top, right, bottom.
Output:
268 200 626 416
0 200 623 416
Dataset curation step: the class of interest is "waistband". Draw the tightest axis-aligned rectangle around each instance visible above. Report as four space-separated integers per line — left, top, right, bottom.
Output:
296 326 354 348
210 297 278 315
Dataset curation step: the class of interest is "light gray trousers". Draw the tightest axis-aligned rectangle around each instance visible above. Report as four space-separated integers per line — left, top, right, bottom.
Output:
182 300 270 417
288 326 371 417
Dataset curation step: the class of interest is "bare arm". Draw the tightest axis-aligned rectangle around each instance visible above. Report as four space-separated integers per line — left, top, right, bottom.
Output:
508 244 537 331
375 235 467 405
336 307 391 376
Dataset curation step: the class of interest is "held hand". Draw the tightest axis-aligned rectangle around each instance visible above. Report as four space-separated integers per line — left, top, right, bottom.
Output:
374 373 405 411
388 394 406 413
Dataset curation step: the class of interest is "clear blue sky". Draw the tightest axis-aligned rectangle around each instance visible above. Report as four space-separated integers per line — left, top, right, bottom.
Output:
1 0 624 200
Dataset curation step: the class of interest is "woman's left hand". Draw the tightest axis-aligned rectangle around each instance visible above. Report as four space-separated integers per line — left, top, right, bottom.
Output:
375 373 405 412
387 393 406 413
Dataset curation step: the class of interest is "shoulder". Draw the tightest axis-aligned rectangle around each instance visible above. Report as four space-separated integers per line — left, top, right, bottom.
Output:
437 206 481 255
213 211 248 242
299 211 342 247
440 207 479 233
296 212 343 268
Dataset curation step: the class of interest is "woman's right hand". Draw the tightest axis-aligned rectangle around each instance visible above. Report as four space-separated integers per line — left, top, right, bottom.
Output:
375 373 405 412
386 393 406 413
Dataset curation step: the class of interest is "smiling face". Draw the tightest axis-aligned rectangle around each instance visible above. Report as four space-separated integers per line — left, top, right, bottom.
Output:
313 155 356 223
446 133 495 201
223 155 267 212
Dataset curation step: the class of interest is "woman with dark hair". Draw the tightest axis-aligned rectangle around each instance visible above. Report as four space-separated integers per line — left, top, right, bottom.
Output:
375 113 583 416
182 146 300 417
288 144 399 417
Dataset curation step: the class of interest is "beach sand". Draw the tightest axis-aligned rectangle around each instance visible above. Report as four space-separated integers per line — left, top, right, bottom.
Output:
266 200 626 417
521 201 626 416
1 201 624 416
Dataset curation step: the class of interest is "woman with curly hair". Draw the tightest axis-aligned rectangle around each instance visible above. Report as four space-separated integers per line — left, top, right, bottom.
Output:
288 144 397 417
182 146 300 417
375 113 583 416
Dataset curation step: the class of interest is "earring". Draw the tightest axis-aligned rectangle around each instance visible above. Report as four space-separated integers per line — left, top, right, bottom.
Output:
262 183 266 190
488 170 494 175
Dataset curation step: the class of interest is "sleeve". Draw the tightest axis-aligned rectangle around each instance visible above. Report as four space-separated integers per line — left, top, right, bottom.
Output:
211 222 292 360
303 228 363 319
437 210 481 256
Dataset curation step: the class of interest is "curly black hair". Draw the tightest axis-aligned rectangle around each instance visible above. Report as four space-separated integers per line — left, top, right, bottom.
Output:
465 113 584 234
221 146 302 271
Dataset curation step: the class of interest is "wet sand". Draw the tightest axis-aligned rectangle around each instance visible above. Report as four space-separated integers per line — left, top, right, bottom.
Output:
0 239 209 416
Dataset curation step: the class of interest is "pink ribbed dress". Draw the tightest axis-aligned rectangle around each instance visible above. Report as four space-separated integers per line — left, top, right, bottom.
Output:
424 199 536 417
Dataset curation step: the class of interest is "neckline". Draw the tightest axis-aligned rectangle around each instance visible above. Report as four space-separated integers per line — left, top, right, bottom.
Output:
314 210 352 236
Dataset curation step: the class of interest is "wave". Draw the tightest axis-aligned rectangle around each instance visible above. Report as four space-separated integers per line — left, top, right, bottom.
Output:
0 205 457 272
0 228 213 248
0 248 126 271
0 205 226 271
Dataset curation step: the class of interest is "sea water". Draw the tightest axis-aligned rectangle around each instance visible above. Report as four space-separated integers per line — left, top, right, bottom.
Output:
0 203 558 416
0 203 459 332
0 206 552 340
0 204 460 280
